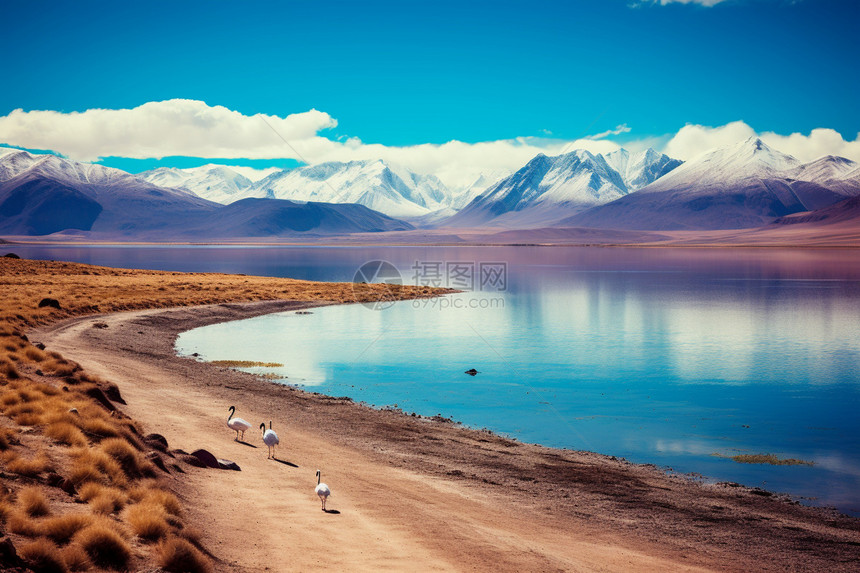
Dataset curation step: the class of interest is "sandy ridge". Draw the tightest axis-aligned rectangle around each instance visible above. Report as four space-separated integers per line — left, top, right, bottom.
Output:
33 301 860 572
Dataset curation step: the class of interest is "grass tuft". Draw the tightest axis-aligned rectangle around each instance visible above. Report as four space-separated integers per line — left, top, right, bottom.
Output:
4 451 52 477
61 543 91 572
41 513 95 545
68 447 127 487
74 524 131 570
8 509 43 536
99 437 145 478
45 422 88 447
18 485 51 516
125 502 170 542
157 537 213 573
78 483 126 514
18 538 69 573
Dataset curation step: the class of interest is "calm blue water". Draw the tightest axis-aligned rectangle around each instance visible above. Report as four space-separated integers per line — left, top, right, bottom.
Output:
9 244 860 515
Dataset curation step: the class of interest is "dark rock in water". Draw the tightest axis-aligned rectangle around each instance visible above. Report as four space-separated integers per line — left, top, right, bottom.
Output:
295 310 313 315
190 449 220 469
104 384 126 404
145 433 169 452
180 455 207 468
2 253 20 259
0 536 22 567
465 368 479 376
38 298 61 309
146 451 169 473
217 458 241 471
84 387 116 411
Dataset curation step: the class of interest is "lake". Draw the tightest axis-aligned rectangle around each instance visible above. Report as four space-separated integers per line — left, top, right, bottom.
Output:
9 244 860 515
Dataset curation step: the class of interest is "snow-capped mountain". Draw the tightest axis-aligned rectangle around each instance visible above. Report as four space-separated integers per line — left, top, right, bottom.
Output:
236 160 454 218
451 171 511 210
139 165 253 203
448 148 681 227
0 149 412 238
563 138 860 231
640 137 799 193
604 148 683 191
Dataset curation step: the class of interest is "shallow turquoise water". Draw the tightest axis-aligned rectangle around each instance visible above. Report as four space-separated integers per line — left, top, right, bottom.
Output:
10 245 860 514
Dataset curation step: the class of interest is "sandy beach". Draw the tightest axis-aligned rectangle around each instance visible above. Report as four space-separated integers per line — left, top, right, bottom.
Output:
32 300 860 572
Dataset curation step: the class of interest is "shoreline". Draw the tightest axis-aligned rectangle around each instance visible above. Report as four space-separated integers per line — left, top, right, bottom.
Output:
4 237 860 249
32 300 860 572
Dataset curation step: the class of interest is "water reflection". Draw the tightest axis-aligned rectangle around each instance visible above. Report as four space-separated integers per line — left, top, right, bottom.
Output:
8 244 860 514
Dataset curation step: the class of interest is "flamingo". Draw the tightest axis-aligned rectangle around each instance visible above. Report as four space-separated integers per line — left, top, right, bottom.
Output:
315 470 331 511
226 406 251 441
260 421 279 459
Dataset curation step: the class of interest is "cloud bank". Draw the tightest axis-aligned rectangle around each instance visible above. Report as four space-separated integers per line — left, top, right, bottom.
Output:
1 100 857 189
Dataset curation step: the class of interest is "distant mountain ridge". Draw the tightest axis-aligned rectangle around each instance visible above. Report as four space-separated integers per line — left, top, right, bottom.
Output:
448 148 681 227
0 149 413 238
237 159 453 218
562 138 860 231
139 165 253 204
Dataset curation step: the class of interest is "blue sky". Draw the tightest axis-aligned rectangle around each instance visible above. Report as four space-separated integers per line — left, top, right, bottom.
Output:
1 0 858 182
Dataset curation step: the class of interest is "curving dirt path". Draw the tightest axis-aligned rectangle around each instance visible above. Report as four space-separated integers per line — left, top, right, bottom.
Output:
34 301 860 572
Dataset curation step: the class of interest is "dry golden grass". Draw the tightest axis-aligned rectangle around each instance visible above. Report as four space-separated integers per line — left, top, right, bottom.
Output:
0 426 16 449
0 498 14 522
78 483 127 514
3 451 52 477
0 359 20 379
157 536 213 573
131 486 182 516
61 543 92 572
125 501 170 542
74 523 132 570
41 513 95 545
24 345 48 362
99 437 151 478
18 538 69 573
0 257 449 332
0 258 450 572
44 421 88 447
18 485 51 516
68 447 127 487
8 509 43 536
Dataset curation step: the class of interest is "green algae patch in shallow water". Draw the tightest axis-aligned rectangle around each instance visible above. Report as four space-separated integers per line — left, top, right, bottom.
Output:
210 360 284 368
713 453 815 466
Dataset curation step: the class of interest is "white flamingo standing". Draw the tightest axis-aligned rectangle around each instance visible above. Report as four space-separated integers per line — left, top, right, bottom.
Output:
315 469 331 511
260 421 279 459
226 406 251 441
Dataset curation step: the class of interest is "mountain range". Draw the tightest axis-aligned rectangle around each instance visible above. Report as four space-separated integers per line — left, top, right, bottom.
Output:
0 149 412 238
448 148 681 227
140 159 479 219
1 137 859 240
562 138 860 230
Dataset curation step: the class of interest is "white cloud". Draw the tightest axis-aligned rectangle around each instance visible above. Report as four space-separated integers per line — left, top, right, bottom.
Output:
586 123 632 140
664 121 860 162
0 99 337 163
1 100 857 191
0 100 623 190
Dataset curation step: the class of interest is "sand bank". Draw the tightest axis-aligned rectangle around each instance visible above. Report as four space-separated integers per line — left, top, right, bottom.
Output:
34 301 860 572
